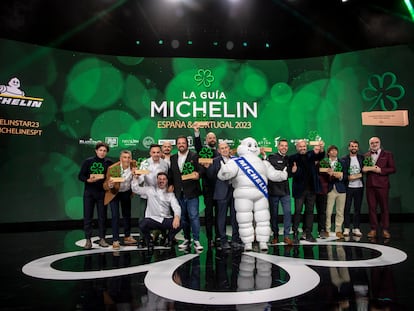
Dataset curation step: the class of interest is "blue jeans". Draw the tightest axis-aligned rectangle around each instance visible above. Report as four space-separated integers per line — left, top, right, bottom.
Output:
179 196 200 241
109 190 132 242
269 195 292 237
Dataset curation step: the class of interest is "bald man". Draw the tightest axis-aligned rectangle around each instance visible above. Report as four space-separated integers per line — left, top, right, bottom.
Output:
193 122 219 247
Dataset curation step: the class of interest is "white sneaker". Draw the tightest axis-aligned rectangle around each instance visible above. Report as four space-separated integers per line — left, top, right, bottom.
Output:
352 228 363 237
194 240 204 251
259 242 268 251
343 228 350 237
244 242 253 251
178 239 190 249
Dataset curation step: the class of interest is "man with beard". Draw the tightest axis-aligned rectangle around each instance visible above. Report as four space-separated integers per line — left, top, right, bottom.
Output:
169 135 203 251
289 139 325 243
362 137 396 239
341 140 365 238
161 141 172 168
193 122 219 247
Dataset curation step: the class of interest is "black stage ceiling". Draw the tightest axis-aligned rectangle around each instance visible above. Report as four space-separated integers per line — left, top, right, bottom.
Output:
1 0 414 59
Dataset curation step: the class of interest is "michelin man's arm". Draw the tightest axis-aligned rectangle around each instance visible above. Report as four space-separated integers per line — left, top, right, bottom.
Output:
217 160 238 181
264 160 288 182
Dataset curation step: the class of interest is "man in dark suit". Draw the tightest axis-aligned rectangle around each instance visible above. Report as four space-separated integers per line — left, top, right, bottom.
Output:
193 122 219 247
341 140 365 238
289 139 325 243
169 135 203 251
206 142 243 250
362 137 396 239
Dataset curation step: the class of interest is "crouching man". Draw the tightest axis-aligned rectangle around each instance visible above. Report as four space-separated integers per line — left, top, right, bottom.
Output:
131 171 181 248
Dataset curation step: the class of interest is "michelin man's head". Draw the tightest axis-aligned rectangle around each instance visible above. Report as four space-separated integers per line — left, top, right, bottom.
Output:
237 137 259 157
8 77 21 88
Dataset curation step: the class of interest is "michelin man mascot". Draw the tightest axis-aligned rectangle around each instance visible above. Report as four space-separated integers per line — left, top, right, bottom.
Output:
218 137 287 251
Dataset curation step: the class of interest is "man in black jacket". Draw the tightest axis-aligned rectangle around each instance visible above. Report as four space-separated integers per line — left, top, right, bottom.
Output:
289 139 325 243
78 142 113 249
267 139 293 245
193 123 219 247
169 135 203 251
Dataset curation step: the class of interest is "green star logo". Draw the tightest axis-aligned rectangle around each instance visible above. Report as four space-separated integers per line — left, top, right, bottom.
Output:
334 161 342 172
194 69 214 87
319 158 330 169
362 72 405 111
182 162 195 175
363 156 374 167
90 162 104 174
199 147 214 159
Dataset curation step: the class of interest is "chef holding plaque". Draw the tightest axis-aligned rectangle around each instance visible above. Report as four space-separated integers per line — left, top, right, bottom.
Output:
135 144 169 188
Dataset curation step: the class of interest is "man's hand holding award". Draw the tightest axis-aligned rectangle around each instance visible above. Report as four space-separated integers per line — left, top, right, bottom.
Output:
135 157 150 175
109 166 125 183
332 161 343 179
362 156 379 173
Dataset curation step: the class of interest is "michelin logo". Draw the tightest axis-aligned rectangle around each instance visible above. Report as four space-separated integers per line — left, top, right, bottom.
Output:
0 77 44 108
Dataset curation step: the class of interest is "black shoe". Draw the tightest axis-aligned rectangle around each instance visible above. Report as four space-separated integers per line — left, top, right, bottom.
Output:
220 241 231 250
293 233 299 244
163 238 171 247
147 240 154 252
231 240 244 250
300 234 307 241
305 235 316 243
137 239 145 249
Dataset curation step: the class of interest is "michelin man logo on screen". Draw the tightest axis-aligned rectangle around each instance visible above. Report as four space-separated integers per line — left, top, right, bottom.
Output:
0 77 44 108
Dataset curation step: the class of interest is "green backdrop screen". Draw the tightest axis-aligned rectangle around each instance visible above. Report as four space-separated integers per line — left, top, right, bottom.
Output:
0 38 412 223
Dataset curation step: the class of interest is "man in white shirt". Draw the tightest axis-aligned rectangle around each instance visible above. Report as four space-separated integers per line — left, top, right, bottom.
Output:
137 144 169 188
341 140 365 238
161 141 173 168
136 144 170 244
131 172 181 248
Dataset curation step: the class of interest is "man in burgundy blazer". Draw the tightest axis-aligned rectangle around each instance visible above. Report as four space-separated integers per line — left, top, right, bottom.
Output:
362 137 396 239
